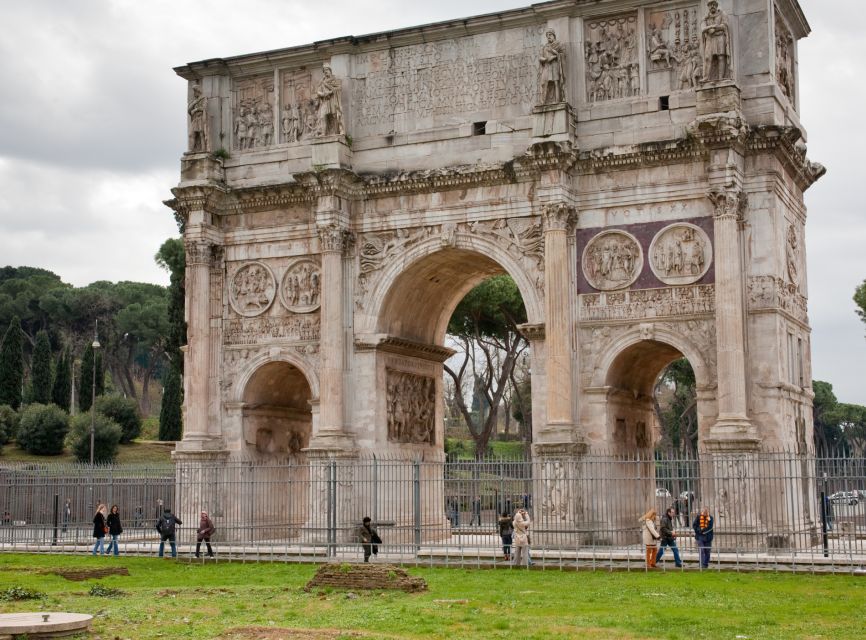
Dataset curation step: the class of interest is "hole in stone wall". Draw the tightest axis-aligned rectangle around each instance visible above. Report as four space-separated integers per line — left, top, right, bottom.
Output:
473 121 487 135
659 96 670 111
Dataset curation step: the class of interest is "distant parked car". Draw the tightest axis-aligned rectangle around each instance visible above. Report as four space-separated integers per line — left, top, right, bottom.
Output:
655 488 672 498
829 491 859 506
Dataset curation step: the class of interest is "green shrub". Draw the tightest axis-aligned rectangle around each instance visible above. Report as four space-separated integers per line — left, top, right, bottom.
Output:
17 403 69 455
0 585 44 601
95 394 141 444
89 584 125 597
0 404 19 447
67 412 122 464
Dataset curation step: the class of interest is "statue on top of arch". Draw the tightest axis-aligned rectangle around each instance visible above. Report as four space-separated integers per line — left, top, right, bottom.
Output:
701 0 732 83
537 28 566 105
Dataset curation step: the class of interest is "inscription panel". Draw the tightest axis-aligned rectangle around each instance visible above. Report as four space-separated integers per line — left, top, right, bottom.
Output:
351 25 544 137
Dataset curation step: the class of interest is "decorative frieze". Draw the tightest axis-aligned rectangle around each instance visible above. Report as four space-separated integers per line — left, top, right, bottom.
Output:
585 13 640 102
649 223 712 285
775 10 795 101
785 223 801 288
579 284 715 322
280 68 314 143
645 4 702 92
224 315 321 345
386 370 435 445
279 259 321 313
581 229 643 291
233 75 275 151
748 276 808 324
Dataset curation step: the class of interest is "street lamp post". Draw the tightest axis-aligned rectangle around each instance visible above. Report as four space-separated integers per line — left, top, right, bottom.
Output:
89 319 101 466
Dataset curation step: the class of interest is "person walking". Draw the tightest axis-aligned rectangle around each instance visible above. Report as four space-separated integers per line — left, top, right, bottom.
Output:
498 511 514 561
62 498 72 534
105 505 123 557
156 507 182 558
195 510 215 558
655 506 683 568
356 516 381 563
470 496 482 526
640 508 661 569
693 506 715 569
92 504 108 556
512 507 531 567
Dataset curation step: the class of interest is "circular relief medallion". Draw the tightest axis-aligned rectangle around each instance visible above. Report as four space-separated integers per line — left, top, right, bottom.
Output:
279 259 321 313
582 230 643 291
649 223 712 286
229 261 276 317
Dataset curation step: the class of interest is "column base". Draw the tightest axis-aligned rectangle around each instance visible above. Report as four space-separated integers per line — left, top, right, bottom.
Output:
705 415 760 452
172 436 228 457
305 430 355 454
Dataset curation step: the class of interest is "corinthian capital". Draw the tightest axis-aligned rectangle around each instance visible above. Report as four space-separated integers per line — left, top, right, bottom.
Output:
708 187 747 221
317 223 351 254
184 239 213 266
542 202 577 232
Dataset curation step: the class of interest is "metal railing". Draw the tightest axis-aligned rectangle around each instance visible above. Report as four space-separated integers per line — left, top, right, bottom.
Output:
1 451 864 572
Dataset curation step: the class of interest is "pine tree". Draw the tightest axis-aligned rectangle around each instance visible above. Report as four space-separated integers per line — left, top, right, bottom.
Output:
28 330 52 405
79 343 94 413
159 366 183 441
0 316 24 410
52 348 72 411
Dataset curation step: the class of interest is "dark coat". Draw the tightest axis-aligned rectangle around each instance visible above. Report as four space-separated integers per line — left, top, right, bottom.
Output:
197 515 215 542
498 516 514 538
156 512 182 538
659 513 675 544
356 523 380 544
693 513 714 544
92 511 106 539
107 512 123 536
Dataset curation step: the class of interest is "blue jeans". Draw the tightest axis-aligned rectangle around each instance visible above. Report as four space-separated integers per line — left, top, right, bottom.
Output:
698 543 712 568
655 539 682 567
158 535 177 558
92 536 105 555
105 534 120 556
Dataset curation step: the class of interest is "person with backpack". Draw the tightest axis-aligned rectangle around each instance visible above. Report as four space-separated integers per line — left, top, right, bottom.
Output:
356 516 381 562
195 510 215 558
156 507 182 558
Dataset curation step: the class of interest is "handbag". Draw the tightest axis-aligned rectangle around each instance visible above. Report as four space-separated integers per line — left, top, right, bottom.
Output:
103 525 110 534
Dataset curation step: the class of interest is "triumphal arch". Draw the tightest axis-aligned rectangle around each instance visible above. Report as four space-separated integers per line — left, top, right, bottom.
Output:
167 0 824 546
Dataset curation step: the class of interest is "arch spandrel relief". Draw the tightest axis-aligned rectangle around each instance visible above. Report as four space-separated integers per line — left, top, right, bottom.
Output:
386 369 436 445
229 261 277 317
280 259 322 313
649 223 712 286
582 229 643 291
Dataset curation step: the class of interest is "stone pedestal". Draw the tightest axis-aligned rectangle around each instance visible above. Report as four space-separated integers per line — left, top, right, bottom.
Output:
173 449 230 542
531 102 575 143
180 152 225 184
696 81 741 115
310 135 352 170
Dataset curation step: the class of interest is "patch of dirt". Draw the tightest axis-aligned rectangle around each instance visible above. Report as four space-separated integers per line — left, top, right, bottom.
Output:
216 627 368 639
52 566 130 581
305 563 427 593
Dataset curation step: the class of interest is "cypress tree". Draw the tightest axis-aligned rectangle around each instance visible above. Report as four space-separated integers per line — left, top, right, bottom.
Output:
52 348 72 411
0 316 24 410
79 343 94 413
159 366 183 441
94 348 105 398
28 330 52 405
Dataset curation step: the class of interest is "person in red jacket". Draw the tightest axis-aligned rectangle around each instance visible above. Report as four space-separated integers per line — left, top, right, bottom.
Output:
196 511 215 558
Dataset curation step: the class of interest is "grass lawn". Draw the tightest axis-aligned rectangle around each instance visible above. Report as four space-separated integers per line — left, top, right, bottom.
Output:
0 440 173 465
1 554 863 639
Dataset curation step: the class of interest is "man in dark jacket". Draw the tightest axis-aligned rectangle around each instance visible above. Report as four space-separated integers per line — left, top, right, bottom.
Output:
156 507 183 558
356 516 381 562
692 506 714 569
655 506 683 567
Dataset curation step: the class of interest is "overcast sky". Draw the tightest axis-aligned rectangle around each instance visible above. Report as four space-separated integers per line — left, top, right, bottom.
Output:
0 1 863 404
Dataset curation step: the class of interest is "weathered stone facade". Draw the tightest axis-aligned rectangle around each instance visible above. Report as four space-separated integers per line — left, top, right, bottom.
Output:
167 1 823 546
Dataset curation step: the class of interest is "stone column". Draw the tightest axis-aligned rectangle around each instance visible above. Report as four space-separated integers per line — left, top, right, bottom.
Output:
310 221 352 448
540 202 577 441
707 186 757 443
181 238 214 447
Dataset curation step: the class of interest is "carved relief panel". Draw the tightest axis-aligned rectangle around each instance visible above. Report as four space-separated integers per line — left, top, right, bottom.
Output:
279 259 321 313
386 370 435 445
229 262 277 317
775 11 795 102
649 223 712 285
582 230 643 291
280 69 314 143
585 13 640 102
232 75 276 151
645 4 702 94
785 222 802 289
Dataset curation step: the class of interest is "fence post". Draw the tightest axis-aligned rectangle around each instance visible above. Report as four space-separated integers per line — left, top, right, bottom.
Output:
52 493 59 546
373 455 379 525
820 472 829 558
328 461 337 557
413 460 421 553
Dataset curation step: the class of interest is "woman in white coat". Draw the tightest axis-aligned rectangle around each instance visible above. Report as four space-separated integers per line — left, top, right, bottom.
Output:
512 507 532 567
640 508 661 569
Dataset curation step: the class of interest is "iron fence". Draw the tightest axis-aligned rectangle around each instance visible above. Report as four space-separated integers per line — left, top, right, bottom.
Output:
1 451 864 572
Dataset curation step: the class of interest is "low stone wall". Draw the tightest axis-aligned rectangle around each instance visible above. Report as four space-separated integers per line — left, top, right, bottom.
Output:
304 563 427 593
